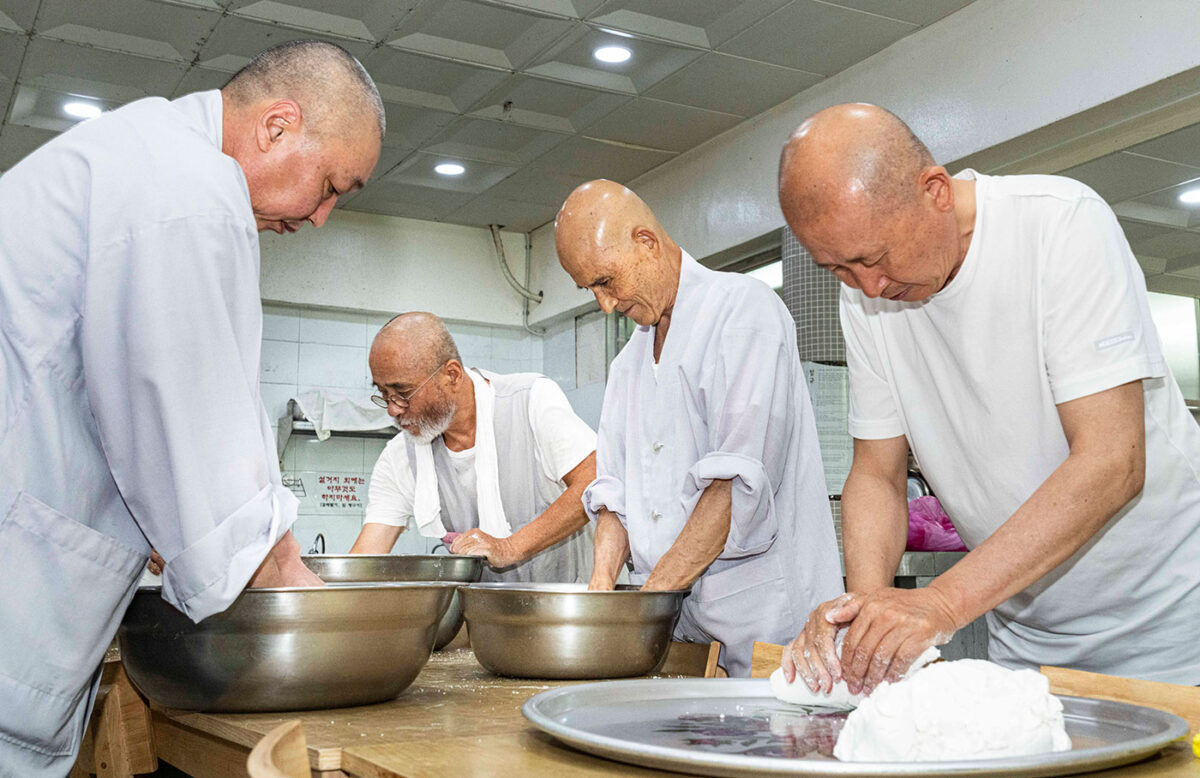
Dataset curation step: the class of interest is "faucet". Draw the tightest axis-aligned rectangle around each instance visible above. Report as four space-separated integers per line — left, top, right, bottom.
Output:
308 532 326 555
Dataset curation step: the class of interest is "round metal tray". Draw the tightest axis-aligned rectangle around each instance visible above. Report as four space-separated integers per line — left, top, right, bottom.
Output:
522 678 1188 777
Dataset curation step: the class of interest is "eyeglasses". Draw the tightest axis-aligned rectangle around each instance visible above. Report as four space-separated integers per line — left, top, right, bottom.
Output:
370 362 447 410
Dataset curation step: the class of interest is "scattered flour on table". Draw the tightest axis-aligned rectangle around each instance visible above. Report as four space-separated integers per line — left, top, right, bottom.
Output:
832 659 1071 762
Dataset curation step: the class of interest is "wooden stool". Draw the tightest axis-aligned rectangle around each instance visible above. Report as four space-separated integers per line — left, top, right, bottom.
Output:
70 661 157 778
750 641 785 678
659 640 726 677
247 720 309 778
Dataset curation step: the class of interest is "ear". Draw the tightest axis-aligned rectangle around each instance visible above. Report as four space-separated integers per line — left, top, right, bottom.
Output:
442 359 464 384
255 99 302 153
632 226 659 253
920 166 955 212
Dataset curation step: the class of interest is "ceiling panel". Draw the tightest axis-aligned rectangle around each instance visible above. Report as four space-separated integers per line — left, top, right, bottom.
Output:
525 134 673 180
1127 124 1200 169
644 52 820 118
0 0 983 232
171 65 234 97
720 0 915 76
38 0 220 63
344 180 474 221
0 0 42 32
1126 178 1200 211
0 30 23 85
422 115 569 166
583 97 742 153
361 46 507 113
829 0 975 26
388 0 573 70
198 15 374 70
1060 152 1200 204
1119 217 1179 247
526 25 700 94
385 150 518 194
1128 228 1200 260
490 0 605 19
225 0 419 42
446 194 558 232
379 100 459 150
586 0 790 48
20 38 187 102
468 75 628 133
0 124 56 172
481 165 583 206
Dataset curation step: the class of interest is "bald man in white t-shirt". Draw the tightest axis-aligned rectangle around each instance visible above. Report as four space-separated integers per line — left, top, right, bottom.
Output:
350 313 597 583
775 103 1200 694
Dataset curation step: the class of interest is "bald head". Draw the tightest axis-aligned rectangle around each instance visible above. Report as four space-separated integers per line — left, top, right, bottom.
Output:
778 103 934 228
372 312 461 371
554 180 682 326
223 40 385 141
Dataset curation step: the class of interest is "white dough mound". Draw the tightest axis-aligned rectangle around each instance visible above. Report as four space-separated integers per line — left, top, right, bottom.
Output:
833 659 1072 762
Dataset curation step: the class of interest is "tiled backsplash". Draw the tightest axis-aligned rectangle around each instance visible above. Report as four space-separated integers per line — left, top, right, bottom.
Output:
261 304 544 555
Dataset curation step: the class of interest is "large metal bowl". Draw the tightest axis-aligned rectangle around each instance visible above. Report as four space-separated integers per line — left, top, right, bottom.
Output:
460 583 688 679
118 582 456 712
302 554 485 649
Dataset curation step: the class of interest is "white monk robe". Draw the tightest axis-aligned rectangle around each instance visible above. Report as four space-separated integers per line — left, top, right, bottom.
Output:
0 91 296 775
584 251 844 676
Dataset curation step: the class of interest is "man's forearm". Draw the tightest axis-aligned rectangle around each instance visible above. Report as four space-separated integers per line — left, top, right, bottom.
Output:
349 522 402 554
590 509 630 587
504 488 589 563
643 479 732 591
841 467 908 593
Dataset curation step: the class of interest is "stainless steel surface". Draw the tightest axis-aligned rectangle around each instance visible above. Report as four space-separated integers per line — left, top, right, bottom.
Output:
303 554 485 649
460 582 688 679
523 679 1188 777
119 582 456 712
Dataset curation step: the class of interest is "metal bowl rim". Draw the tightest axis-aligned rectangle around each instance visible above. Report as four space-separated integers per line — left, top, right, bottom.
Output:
463 583 690 595
134 581 463 595
301 553 487 561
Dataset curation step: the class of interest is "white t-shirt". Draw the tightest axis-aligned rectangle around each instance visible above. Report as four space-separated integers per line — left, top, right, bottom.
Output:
365 374 595 530
841 171 1200 683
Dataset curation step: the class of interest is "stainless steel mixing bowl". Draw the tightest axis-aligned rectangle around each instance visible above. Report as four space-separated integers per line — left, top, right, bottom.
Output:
302 554 485 649
460 583 688 679
118 582 457 712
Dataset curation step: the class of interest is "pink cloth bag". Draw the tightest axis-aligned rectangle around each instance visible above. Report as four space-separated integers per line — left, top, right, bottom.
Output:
906 495 967 552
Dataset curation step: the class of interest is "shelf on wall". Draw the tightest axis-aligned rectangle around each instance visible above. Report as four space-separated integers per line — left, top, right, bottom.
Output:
276 416 396 460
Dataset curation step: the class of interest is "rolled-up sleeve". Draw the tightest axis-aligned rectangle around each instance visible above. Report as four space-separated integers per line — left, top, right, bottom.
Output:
83 214 295 622
582 370 628 524
679 291 797 557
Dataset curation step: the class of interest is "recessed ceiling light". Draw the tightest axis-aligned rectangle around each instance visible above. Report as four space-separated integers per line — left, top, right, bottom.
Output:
434 162 465 176
593 45 631 64
1179 187 1200 205
63 101 102 120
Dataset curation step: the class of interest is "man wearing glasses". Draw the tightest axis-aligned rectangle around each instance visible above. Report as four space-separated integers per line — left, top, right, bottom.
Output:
349 312 598 583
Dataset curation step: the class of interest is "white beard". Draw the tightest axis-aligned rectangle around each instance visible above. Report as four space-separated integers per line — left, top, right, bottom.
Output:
402 402 455 444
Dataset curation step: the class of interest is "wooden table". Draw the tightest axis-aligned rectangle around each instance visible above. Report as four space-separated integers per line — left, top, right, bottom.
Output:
96 648 1198 778
149 648 683 777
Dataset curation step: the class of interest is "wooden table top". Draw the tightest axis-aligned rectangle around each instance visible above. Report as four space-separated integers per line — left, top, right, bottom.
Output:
154 648 1199 777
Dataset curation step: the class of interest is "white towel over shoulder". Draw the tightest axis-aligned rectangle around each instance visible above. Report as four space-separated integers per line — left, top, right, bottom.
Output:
411 368 512 539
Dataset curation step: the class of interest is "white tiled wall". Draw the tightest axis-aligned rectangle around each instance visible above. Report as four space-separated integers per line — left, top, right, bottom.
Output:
541 314 608 430
261 304 545 555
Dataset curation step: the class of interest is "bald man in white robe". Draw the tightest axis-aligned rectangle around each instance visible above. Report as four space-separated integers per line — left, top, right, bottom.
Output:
556 180 843 676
